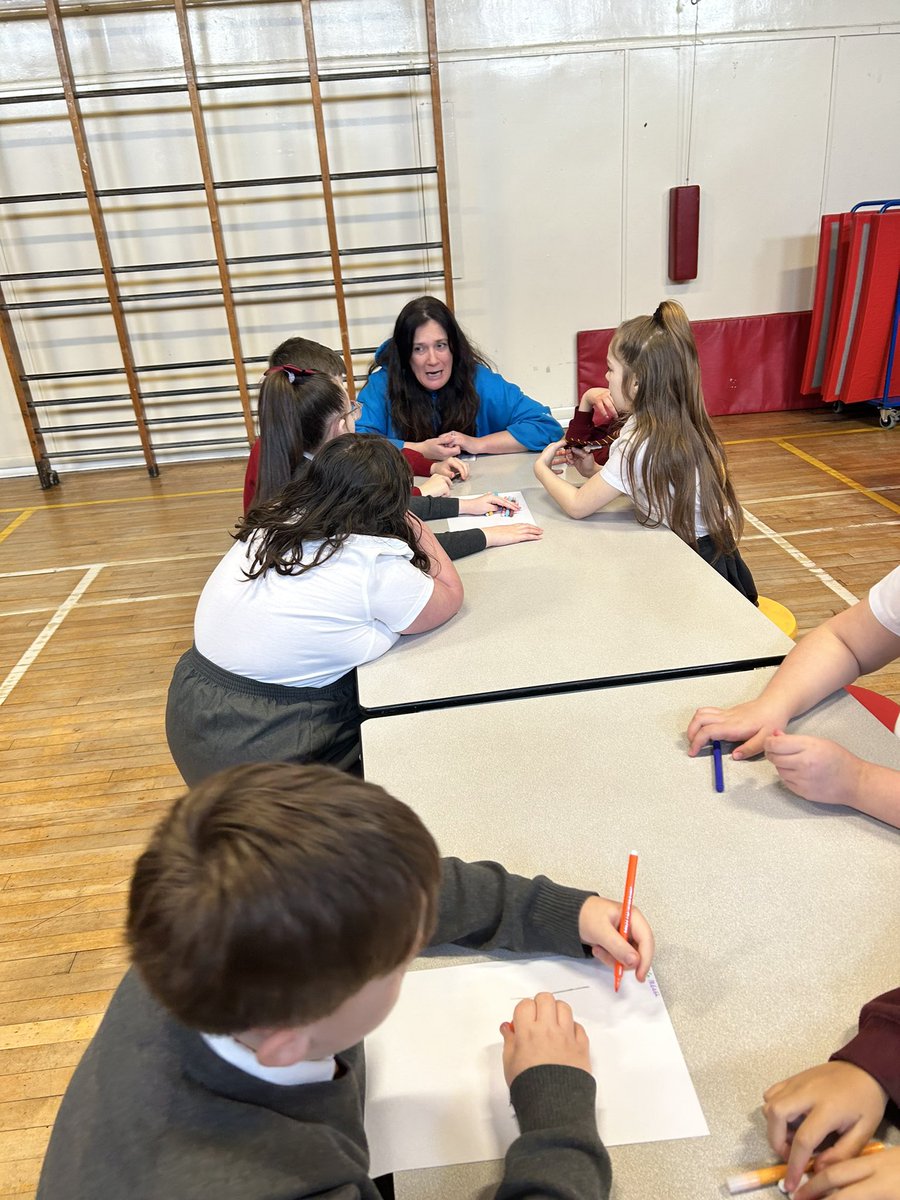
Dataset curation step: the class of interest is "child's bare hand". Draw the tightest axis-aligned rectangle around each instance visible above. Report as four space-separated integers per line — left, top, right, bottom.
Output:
763 1061 888 1194
794 1145 900 1200
418 474 452 498
765 732 866 808
549 444 569 474
686 699 790 758
483 524 543 548
568 445 600 478
536 438 567 473
457 492 520 517
500 993 591 1086
577 895 654 982
580 387 618 422
431 456 469 481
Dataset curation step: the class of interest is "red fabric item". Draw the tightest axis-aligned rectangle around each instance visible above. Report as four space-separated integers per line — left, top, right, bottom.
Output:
402 447 434 477
668 185 700 283
564 406 619 466
845 684 900 734
243 439 260 514
831 987 900 1109
576 311 816 416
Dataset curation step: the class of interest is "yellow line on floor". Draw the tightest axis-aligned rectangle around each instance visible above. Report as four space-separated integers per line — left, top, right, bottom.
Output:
0 510 34 544
775 440 900 516
0 487 240 515
722 426 879 446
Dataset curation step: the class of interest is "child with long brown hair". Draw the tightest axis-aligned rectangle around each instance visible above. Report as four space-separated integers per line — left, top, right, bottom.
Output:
534 300 757 602
167 432 464 784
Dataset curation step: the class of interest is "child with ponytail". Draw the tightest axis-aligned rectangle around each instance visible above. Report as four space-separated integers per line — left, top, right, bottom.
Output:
534 300 757 602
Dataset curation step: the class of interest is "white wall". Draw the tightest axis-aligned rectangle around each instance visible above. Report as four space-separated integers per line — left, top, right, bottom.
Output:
0 1 898 476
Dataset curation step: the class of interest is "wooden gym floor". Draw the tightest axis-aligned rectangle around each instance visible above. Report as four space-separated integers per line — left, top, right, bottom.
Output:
0 404 898 1196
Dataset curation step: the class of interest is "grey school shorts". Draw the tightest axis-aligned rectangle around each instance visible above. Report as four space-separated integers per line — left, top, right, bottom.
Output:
165 645 361 786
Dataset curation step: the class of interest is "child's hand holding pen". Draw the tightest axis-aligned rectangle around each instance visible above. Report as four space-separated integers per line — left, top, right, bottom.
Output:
763 1061 889 1196
431 456 469 482
457 493 521 517
577 895 654 982
785 1146 900 1200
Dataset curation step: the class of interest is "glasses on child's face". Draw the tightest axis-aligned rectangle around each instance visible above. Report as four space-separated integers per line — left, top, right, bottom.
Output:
345 400 362 420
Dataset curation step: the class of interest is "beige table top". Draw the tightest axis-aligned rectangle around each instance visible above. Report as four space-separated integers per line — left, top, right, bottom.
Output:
359 471 793 713
361 669 900 1199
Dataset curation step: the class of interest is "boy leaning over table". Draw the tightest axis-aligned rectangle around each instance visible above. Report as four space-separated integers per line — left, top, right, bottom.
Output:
37 762 654 1200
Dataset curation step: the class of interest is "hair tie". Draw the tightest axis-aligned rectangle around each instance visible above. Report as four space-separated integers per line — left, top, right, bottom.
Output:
264 364 322 385
652 305 664 327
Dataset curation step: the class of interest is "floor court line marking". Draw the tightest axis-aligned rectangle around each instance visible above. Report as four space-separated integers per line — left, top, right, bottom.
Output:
0 486 241 515
723 425 882 446
0 566 104 708
749 484 900 505
742 509 858 606
775 440 900 516
0 591 199 618
0 510 34 545
0 550 220 580
743 517 900 541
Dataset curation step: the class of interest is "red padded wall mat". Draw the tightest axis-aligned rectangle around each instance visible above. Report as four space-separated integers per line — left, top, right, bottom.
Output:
576 311 815 416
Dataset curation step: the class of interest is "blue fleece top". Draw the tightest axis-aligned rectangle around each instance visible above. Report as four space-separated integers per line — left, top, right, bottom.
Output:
357 342 562 452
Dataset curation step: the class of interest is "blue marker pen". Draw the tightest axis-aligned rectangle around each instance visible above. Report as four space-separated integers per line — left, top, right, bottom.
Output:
712 740 724 793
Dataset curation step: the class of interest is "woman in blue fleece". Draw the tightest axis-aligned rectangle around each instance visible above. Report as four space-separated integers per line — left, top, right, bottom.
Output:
357 295 562 459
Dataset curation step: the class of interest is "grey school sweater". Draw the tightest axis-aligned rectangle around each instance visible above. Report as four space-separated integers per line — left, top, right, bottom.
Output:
37 858 611 1200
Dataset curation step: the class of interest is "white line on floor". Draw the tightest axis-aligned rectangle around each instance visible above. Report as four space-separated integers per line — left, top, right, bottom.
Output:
0 591 199 618
741 510 858 605
0 566 103 708
743 518 900 541
0 549 220 580
746 484 900 504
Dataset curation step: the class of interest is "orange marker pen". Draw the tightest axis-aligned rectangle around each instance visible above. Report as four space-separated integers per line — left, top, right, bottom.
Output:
613 851 639 993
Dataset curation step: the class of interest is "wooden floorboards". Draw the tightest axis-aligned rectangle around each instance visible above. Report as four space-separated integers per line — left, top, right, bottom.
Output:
0 406 897 1195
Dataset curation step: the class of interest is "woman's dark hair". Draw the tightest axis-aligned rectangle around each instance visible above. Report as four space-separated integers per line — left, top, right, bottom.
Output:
238 433 429 577
373 295 488 442
252 337 347 506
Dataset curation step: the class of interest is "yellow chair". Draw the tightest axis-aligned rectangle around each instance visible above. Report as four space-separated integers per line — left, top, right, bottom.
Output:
757 595 798 639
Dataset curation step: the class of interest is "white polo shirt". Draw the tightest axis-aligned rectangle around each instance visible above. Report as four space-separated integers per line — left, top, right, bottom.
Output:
869 564 900 636
195 532 434 687
599 415 709 537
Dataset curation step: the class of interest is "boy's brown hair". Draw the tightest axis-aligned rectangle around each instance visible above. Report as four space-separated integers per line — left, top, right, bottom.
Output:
269 336 345 378
127 763 441 1034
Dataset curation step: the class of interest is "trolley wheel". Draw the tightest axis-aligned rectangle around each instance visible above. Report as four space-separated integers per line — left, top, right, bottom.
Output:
879 409 899 429
831 401 845 413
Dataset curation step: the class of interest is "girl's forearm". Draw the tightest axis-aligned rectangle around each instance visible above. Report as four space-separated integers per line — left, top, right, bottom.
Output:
853 760 900 827
533 459 585 518
756 624 865 720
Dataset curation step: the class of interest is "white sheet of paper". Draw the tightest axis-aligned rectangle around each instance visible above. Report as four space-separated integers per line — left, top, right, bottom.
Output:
364 957 708 1177
444 490 535 530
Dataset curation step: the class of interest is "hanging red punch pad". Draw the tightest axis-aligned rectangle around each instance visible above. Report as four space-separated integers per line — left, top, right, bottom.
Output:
668 185 700 282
